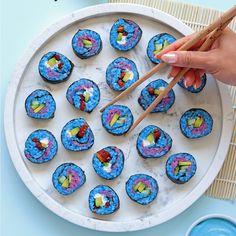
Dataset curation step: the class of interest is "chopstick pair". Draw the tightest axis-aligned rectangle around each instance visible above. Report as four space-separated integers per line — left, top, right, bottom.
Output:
100 5 236 134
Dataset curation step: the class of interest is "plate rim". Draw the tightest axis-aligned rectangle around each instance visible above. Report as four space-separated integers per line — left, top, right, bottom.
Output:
4 3 233 232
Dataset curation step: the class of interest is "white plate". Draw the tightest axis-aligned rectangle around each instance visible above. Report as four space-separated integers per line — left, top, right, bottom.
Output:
4 3 233 232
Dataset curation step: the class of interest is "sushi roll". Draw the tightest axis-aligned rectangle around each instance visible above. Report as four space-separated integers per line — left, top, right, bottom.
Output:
138 79 175 113
101 105 134 135
136 125 172 158
178 74 207 93
72 29 102 59
52 163 86 195
88 185 120 215
25 89 56 119
125 174 158 205
38 51 73 84
166 153 197 184
92 146 124 180
180 108 213 139
66 79 100 113
106 57 139 91
24 129 58 164
110 18 142 51
147 33 176 64
61 118 94 151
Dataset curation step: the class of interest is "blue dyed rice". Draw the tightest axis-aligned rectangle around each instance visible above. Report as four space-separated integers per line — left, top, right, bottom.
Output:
24 129 58 164
126 174 158 205
52 163 86 195
66 78 100 113
38 51 73 83
166 153 197 184
88 185 120 215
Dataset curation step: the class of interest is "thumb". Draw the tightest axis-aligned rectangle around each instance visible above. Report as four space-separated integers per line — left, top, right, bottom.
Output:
161 51 212 70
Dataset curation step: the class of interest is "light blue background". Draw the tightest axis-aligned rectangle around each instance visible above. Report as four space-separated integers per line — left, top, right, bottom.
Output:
1 0 236 235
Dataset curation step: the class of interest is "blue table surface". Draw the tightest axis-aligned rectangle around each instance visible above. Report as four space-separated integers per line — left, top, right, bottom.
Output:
1 0 236 235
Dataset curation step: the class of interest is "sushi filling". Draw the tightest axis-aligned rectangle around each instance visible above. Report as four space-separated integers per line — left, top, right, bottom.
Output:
126 174 158 205
61 118 94 151
39 52 73 83
24 130 57 163
153 38 169 57
180 109 213 139
72 29 102 58
138 79 175 113
137 125 172 158
117 70 134 88
89 185 119 215
58 168 81 190
110 19 142 51
53 163 86 195
93 146 124 180
66 79 100 113
166 153 197 183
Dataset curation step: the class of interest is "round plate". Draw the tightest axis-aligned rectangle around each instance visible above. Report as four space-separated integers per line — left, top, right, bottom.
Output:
4 3 233 232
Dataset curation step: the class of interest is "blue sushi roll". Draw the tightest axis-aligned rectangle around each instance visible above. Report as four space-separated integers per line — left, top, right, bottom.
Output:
110 18 142 51
106 57 139 91
125 174 158 205
178 74 207 93
66 79 100 113
101 105 134 135
136 125 172 158
52 163 86 195
24 129 58 164
166 153 197 184
92 146 124 180
61 118 94 151
25 89 56 119
147 33 176 64
89 185 120 215
138 79 175 113
38 51 73 84
180 108 213 139
72 29 102 59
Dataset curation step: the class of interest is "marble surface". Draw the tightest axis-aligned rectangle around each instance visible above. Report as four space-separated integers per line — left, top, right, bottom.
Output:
1 0 236 236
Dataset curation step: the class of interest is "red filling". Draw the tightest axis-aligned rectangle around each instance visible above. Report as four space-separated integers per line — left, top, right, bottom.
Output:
96 150 111 163
76 123 89 138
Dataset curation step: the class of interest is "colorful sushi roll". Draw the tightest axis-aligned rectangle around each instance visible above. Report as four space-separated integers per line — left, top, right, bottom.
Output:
110 18 142 51
147 33 176 64
25 89 56 119
136 125 172 158
92 146 124 180
24 129 58 164
125 174 158 205
180 108 213 139
166 153 197 184
106 57 139 91
61 118 94 151
101 105 134 136
66 79 100 113
88 185 120 215
178 74 207 93
52 163 86 195
38 51 73 84
72 29 102 59
138 79 175 113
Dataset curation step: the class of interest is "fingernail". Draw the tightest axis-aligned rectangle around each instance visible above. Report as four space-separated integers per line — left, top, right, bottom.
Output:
184 79 188 88
161 53 177 63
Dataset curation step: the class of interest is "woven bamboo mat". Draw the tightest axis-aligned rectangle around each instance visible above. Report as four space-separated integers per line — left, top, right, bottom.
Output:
109 0 236 201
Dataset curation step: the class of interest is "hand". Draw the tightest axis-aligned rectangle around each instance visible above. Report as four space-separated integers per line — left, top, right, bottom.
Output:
156 28 236 87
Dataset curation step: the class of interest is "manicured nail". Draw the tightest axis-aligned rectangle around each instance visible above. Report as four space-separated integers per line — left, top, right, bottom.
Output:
161 53 177 63
184 79 189 88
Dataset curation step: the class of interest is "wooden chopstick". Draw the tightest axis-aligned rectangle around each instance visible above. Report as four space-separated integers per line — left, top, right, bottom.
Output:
100 5 236 112
127 17 234 134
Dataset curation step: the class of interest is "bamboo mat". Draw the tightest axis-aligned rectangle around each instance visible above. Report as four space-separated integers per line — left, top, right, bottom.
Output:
109 0 236 201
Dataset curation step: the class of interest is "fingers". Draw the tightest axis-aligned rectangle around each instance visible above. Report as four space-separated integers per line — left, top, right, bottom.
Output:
160 51 211 70
168 66 181 78
184 70 196 87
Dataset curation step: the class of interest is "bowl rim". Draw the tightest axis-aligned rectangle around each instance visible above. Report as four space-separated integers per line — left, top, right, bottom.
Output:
185 214 236 236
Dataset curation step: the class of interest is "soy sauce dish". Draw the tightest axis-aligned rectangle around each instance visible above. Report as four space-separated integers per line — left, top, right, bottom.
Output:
186 214 236 236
